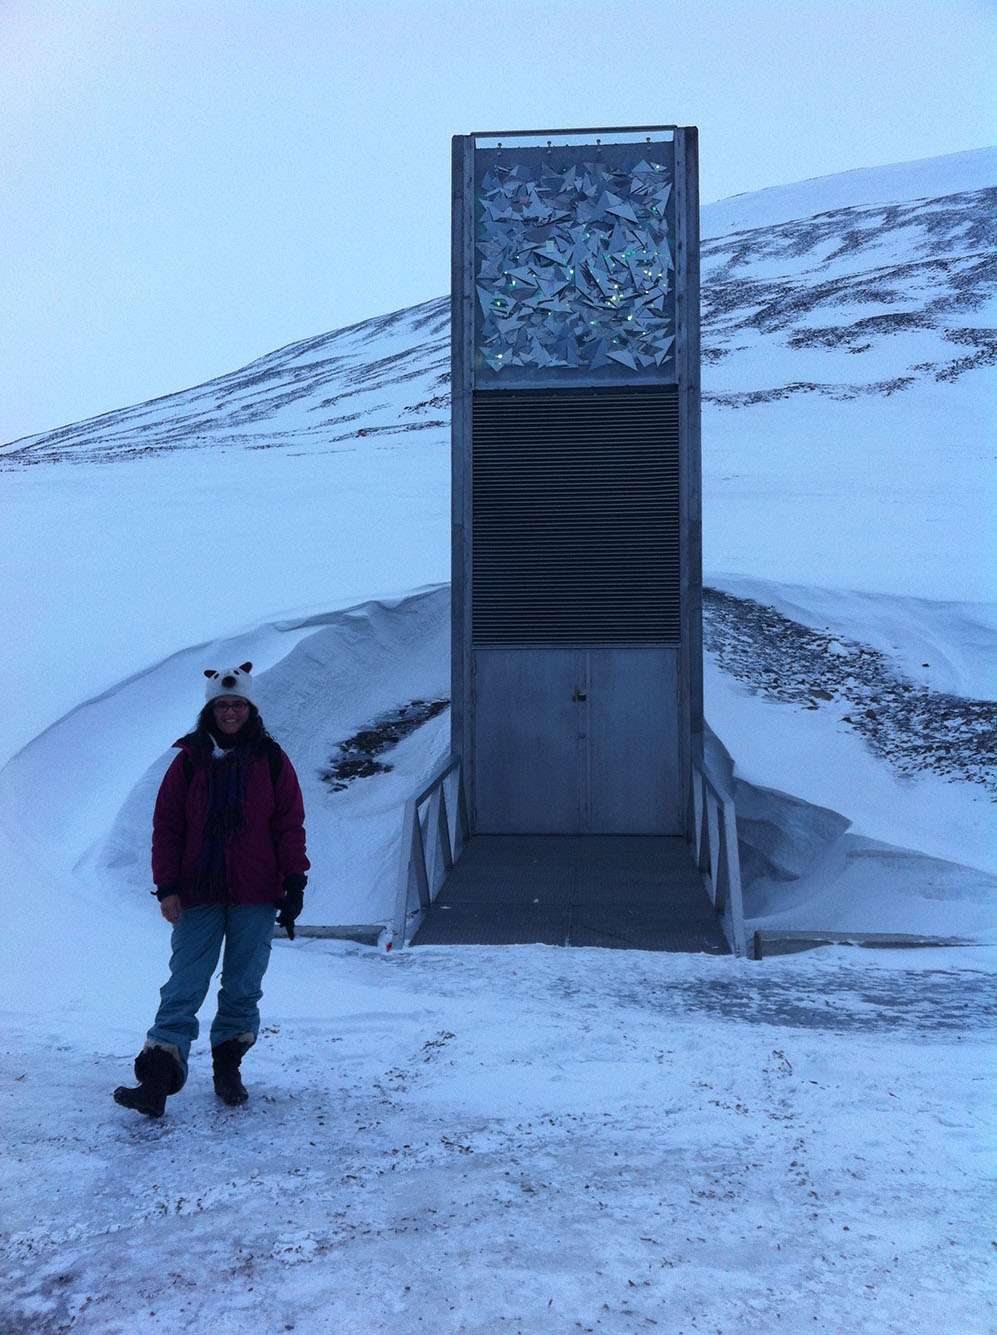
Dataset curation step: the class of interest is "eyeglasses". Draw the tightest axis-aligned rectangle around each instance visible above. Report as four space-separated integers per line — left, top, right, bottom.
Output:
213 700 250 713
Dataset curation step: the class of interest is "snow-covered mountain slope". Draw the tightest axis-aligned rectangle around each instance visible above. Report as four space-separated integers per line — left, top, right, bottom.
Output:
3 149 991 610
703 145 994 240
0 149 993 933
0 299 451 463
702 147 995 405
3 148 992 465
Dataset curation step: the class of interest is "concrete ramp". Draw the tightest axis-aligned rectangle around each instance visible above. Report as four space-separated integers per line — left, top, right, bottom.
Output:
410 835 730 953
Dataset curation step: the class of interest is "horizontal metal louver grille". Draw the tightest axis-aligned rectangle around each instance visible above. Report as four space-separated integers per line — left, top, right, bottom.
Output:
472 387 681 644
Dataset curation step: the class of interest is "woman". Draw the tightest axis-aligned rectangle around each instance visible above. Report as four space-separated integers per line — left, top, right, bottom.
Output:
114 662 309 1118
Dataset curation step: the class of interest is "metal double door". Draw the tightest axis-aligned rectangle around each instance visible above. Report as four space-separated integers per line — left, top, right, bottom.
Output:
472 647 681 835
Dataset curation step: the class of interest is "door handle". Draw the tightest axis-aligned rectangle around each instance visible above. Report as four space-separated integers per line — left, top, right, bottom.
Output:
572 687 587 703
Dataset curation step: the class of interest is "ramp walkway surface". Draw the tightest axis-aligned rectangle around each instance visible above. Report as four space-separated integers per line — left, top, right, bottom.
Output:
409 835 730 953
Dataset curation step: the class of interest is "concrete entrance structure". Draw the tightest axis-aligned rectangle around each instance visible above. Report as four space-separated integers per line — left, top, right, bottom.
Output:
394 127 744 954
451 126 702 836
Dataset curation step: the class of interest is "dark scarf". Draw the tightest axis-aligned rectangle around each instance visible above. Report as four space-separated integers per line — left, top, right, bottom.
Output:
193 723 257 901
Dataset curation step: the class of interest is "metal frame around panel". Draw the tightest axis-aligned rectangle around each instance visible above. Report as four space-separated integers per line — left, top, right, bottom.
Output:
673 127 704 836
451 135 474 794
469 124 680 141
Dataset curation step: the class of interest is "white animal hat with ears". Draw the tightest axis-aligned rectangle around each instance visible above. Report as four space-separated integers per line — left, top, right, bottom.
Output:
204 662 256 704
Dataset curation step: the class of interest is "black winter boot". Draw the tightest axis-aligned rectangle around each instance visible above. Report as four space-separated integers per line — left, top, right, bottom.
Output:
212 1037 252 1106
113 1045 183 1118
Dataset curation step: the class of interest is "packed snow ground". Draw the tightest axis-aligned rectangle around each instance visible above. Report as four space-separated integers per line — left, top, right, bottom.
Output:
3 937 994 1334
1 150 995 1332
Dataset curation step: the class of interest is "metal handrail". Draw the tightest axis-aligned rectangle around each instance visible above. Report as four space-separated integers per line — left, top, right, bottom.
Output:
689 756 748 957
391 755 469 946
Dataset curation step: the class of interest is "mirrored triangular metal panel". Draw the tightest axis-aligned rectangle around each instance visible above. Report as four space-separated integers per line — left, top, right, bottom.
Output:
474 142 676 384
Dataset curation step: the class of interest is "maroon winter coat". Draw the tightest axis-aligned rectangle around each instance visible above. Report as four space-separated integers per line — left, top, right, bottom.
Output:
152 739 309 908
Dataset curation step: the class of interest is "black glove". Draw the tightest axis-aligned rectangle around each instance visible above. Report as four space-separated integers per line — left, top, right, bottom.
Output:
276 874 306 940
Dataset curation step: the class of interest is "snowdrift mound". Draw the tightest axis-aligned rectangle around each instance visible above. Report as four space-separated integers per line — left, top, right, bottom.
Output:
704 723 996 943
0 588 450 946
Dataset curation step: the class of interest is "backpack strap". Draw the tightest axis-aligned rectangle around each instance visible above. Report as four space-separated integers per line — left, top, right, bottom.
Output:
264 737 284 788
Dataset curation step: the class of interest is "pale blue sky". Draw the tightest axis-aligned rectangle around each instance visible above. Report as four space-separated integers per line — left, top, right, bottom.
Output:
1 0 993 443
